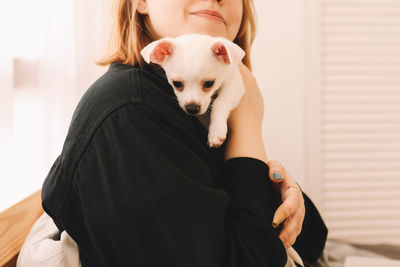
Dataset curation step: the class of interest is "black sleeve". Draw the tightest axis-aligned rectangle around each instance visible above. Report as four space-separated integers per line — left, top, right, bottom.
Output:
292 193 328 264
52 104 326 267
221 157 288 267
222 158 328 266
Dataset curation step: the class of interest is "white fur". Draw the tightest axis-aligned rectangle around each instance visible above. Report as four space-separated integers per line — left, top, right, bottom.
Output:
141 33 245 147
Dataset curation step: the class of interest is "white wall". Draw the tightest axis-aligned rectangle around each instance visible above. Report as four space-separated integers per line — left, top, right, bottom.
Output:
252 0 306 187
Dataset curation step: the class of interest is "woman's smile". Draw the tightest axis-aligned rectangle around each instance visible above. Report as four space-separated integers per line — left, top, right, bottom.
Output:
190 9 226 24
137 0 243 44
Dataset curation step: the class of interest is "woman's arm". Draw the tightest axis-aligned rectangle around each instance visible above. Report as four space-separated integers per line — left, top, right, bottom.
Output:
225 62 305 248
224 62 327 260
224 62 267 163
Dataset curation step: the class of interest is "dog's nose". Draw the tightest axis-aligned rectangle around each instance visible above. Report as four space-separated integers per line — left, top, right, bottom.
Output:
185 103 200 115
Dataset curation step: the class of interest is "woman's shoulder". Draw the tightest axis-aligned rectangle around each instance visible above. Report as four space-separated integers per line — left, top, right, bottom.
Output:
60 62 204 174
75 62 173 117
69 62 178 137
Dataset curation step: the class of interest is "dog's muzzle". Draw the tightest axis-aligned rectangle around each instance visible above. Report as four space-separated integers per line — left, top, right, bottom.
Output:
185 103 201 115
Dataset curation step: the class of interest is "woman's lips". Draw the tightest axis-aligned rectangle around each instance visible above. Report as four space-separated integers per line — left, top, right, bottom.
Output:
191 10 225 23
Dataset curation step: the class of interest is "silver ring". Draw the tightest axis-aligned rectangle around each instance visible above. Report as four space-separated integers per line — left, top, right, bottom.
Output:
283 184 301 195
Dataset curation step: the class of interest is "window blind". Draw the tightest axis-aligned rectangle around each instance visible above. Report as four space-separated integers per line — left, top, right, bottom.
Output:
306 0 400 245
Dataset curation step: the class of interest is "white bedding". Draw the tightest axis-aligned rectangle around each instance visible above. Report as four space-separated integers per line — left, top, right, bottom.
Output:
312 239 400 267
344 256 400 267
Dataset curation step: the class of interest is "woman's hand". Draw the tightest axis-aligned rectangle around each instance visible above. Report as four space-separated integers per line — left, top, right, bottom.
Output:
267 160 305 249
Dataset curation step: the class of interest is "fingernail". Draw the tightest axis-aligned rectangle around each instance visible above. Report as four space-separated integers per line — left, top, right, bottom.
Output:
273 172 283 180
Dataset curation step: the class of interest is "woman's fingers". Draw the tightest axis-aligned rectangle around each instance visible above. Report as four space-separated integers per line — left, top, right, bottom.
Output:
267 160 285 183
272 191 301 228
267 159 306 248
278 208 305 248
272 204 288 228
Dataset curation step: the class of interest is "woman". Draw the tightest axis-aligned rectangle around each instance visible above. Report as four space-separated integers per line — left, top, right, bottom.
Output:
18 0 327 266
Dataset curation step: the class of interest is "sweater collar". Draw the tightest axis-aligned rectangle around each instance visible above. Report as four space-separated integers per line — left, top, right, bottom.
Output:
109 61 173 96
109 61 166 78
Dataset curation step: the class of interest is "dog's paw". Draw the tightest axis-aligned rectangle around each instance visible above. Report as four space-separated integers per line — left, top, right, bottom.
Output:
208 123 227 148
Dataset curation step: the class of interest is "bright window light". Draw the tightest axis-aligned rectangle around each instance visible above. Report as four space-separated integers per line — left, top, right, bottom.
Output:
5 0 49 59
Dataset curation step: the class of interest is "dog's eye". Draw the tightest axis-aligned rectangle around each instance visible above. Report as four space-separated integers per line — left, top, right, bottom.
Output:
203 80 215 89
172 81 184 90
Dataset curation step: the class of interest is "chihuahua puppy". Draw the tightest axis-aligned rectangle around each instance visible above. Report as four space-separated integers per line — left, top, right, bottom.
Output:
140 33 245 148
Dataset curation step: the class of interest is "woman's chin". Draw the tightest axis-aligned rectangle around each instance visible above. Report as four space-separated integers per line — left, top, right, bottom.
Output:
182 27 227 39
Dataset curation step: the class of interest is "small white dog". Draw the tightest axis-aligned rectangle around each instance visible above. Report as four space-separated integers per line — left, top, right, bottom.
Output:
140 33 245 148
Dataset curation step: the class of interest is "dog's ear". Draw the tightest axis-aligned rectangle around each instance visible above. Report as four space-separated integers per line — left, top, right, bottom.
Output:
140 39 174 65
211 40 245 65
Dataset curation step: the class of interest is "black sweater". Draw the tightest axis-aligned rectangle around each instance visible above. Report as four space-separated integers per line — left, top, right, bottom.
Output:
41 62 327 267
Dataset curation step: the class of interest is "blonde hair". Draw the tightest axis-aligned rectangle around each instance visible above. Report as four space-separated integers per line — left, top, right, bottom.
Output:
97 0 257 70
